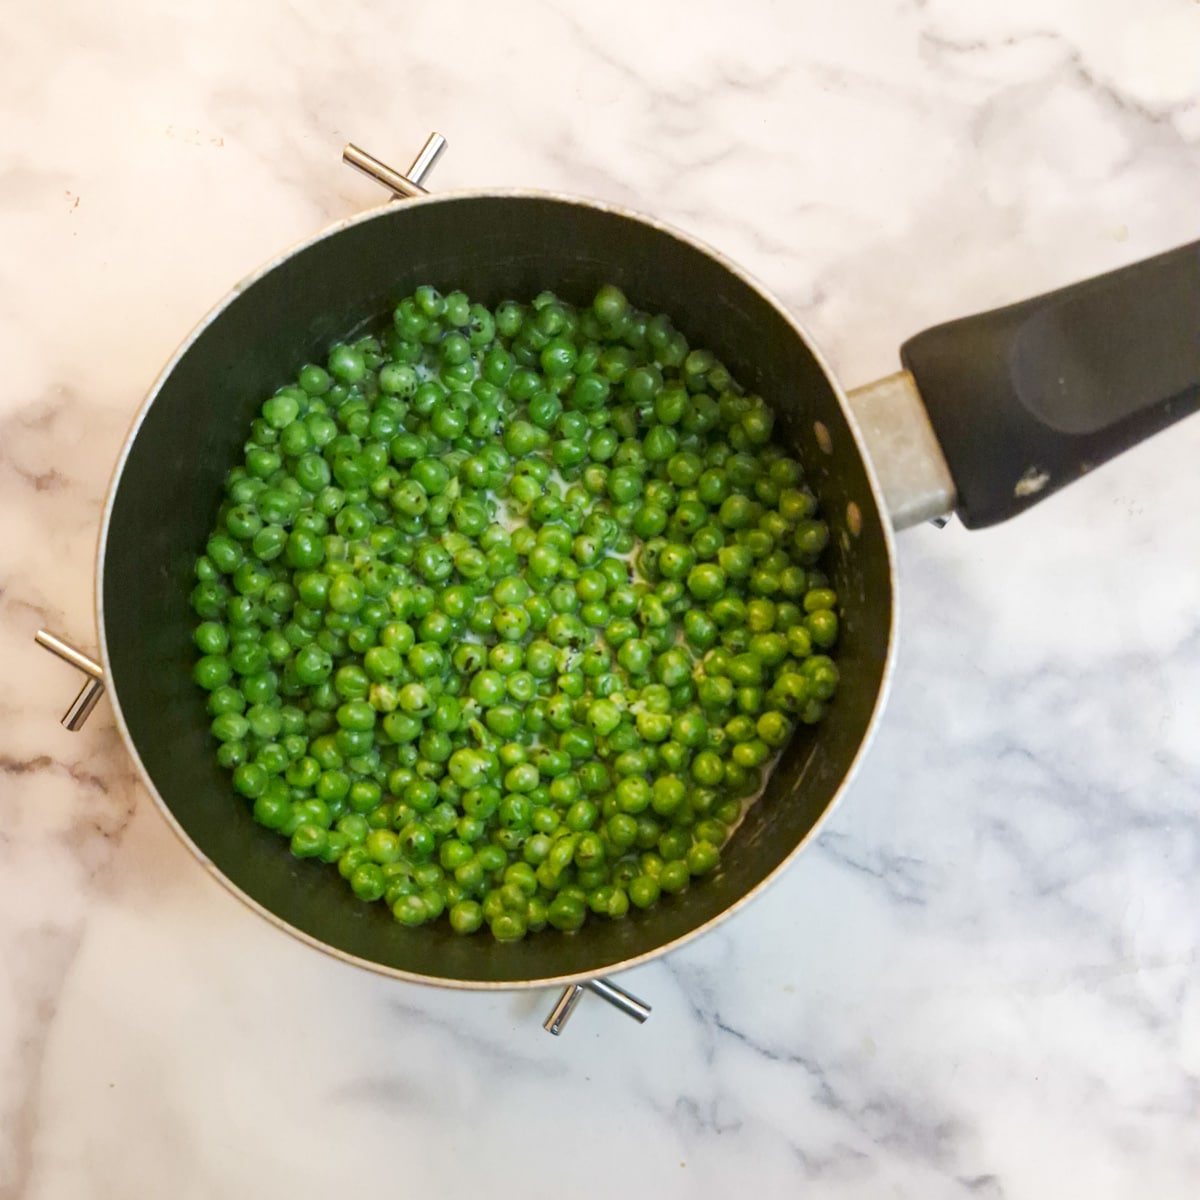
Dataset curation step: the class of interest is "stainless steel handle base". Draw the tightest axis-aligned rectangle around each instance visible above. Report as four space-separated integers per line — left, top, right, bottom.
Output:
544 978 651 1035
846 370 957 530
36 630 106 731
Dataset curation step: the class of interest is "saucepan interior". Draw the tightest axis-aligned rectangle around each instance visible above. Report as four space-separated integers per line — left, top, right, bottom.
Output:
99 192 896 987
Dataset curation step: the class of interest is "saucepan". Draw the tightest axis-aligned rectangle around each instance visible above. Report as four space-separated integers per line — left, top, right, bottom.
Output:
38 134 1200 1033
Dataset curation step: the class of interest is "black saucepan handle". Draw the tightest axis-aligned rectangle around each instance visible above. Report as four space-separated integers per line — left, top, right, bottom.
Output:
899 239 1200 529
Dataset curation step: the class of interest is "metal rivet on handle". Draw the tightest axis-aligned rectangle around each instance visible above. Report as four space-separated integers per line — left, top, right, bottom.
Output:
343 132 447 200
36 630 106 732
543 977 652 1035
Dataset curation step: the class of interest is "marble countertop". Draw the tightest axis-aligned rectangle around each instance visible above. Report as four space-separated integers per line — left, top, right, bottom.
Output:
4 1 1200 1196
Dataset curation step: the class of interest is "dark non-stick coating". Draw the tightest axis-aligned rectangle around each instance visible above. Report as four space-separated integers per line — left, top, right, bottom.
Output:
100 193 895 986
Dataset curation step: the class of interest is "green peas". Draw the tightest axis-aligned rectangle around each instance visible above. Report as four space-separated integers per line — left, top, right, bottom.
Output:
379 362 419 396
540 338 577 377
691 751 724 786
616 637 652 676
194 655 232 691
447 749 487 790
803 656 839 701
328 343 366 383
695 468 728 507
672 710 709 747
291 824 328 859
469 670 505 707
449 900 484 934
211 713 250 743
794 520 830 559
629 875 660 909
644 425 677 462
314 771 349 806
584 698 621 737
686 563 726 601
593 284 628 325
727 654 763 687
633 504 668 538
748 632 788 667
755 711 790 748
682 609 718 652
494 605 530 641
659 860 691 893
505 762 540 794
562 799 597 832
299 364 332 395
648 775 684 816
805 609 839 648
337 700 376 732
570 373 610 412
245 448 281 479
605 466 643 506
636 711 672 742
364 828 400 864
208 685 245 717
616 777 651 814
252 791 291 829
667 450 704 486
655 647 692 688
205 535 243 574
732 738 771 768
232 762 269 798
194 621 229 656
283 527 323 569
333 665 370 700
292 644 332 686
658 543 695 581
328 575 364 614
362 645 401 682
195 281 842 943
392 893 430 926
350 862 387 901
547 894 586 931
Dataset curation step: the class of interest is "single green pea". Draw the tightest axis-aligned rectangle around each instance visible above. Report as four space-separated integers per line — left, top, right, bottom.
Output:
392 893 430 926
194 622 229 656
194 655 233 691
350 862 387 901
449 900 484 934
327 343 366 383
298 364 332 395
232 762 269 798
691 751 724 786
399 640 438 679
569 372 609 412
629 875 661 909
547 893 586 931
207 685 245 717
686 563 726 601
616 637 652 676
658 860 690 894
593 284 628 325
614 776 650 814
641 424 676 463
290 824 328 859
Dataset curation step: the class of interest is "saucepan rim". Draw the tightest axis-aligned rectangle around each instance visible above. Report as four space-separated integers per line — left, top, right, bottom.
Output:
94 187 900 989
